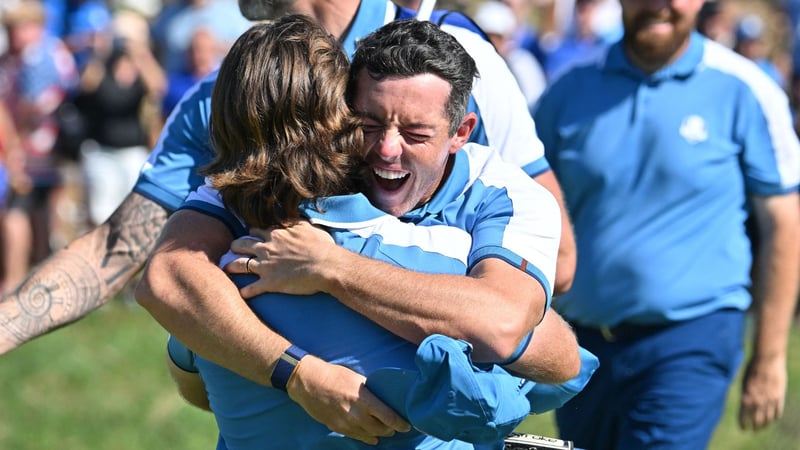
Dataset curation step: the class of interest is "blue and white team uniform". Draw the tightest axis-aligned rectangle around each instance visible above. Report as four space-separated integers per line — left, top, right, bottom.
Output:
133 0 550 213
174 143 560 449
533 32 800 449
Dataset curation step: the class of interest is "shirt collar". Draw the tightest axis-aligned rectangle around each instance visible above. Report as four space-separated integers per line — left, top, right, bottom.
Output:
301 193 386 225
604 31 705 82
342 0 394 57
401 150 469 221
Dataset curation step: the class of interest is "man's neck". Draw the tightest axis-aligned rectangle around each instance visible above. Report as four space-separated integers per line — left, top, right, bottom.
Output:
291 0 362 40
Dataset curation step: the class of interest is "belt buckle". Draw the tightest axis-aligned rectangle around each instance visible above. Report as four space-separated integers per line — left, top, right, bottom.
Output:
600 326 616 342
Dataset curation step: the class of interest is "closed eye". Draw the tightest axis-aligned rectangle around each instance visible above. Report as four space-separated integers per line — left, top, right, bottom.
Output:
403 131 430 143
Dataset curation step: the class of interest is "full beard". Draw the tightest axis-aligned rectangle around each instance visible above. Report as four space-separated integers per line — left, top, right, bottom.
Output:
622 15 694 71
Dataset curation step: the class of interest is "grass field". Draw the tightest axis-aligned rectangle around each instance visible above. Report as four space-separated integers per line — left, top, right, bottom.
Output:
1 300 799 449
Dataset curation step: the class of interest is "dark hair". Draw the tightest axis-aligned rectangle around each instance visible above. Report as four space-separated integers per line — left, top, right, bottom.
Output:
237 0 295 21
203 15 363 228
348 19 479 135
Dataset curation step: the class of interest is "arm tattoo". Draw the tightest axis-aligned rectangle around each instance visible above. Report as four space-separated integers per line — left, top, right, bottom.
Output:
0 252 102 347
103 194 169 286
0 194 168 352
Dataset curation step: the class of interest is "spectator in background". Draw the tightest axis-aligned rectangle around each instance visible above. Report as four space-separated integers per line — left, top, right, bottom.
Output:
500 0 545 64
0 100 24 216
149 0 250 75
111 8 166 147
161 25 224 120
733 13 788 91
0 0 78 292
0 100 27 293
65 0 116 72
696 0 736 48
41 0 71 38
49 0 117 252
71 6 165 227
113 0 163 20
537 0 620 80
474 1 547 108
778 0 800 79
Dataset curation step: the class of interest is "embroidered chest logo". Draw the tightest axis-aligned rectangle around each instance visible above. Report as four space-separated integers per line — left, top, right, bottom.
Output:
679 115 708 144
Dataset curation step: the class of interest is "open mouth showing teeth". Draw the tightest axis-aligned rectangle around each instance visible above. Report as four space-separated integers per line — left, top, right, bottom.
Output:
373 167 410 191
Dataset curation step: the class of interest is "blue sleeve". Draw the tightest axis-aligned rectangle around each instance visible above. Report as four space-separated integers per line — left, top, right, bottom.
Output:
532 83 563 176
736 82 800 195
462 153 561 305
167 335 198 373
133 72 219 212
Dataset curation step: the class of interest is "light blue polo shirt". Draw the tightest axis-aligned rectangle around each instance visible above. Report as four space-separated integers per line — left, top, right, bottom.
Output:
191 194 470 450
176 143 560 449
133 0 550 213
533 32 800 328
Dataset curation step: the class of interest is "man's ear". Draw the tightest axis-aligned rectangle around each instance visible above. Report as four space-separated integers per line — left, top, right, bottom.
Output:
450 112 477 154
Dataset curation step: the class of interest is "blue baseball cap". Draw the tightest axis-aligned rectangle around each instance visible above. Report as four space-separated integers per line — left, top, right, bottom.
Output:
68 0 111 36
366 334 532 444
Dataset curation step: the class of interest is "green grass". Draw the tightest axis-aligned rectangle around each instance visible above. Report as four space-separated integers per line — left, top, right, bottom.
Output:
0 301 217 449
1 301 799 449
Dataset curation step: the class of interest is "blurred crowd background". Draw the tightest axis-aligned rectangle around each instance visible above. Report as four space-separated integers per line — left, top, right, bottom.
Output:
0 0 795 297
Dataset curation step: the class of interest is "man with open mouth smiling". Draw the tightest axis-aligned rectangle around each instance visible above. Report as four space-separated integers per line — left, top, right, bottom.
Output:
357 70 457 218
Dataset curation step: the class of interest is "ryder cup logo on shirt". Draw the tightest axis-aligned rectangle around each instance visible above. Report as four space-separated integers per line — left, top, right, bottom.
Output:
679 115 708 144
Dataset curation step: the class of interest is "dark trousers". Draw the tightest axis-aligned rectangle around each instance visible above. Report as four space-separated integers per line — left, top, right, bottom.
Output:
556 309 745 450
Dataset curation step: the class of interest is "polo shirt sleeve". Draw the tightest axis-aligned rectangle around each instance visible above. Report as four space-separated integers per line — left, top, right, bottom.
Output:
133 72 218 212
466 156 561 307
736 78 800 195
179 182 248 238
167 335 198 373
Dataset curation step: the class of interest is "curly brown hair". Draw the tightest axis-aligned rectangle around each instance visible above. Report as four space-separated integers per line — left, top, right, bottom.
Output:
203 15 364 228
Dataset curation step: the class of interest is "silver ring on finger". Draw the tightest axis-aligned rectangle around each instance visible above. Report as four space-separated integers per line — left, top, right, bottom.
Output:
246 257 254 274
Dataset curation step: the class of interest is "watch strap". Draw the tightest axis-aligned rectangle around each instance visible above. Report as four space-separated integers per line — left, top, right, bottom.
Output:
271 344 309 392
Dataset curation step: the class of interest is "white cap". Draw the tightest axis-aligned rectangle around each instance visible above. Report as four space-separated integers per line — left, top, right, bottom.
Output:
473 1 516 37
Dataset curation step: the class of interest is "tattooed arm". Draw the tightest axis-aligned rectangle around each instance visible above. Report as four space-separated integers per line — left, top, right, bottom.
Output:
0 193 168 354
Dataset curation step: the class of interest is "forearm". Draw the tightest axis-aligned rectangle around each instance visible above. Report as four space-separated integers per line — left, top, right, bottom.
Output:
504 308 580 384
135 211 288 386
749 194 800 362
0 193 165 354
140 213 410 440
320 247 544 362
533 170 576 295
